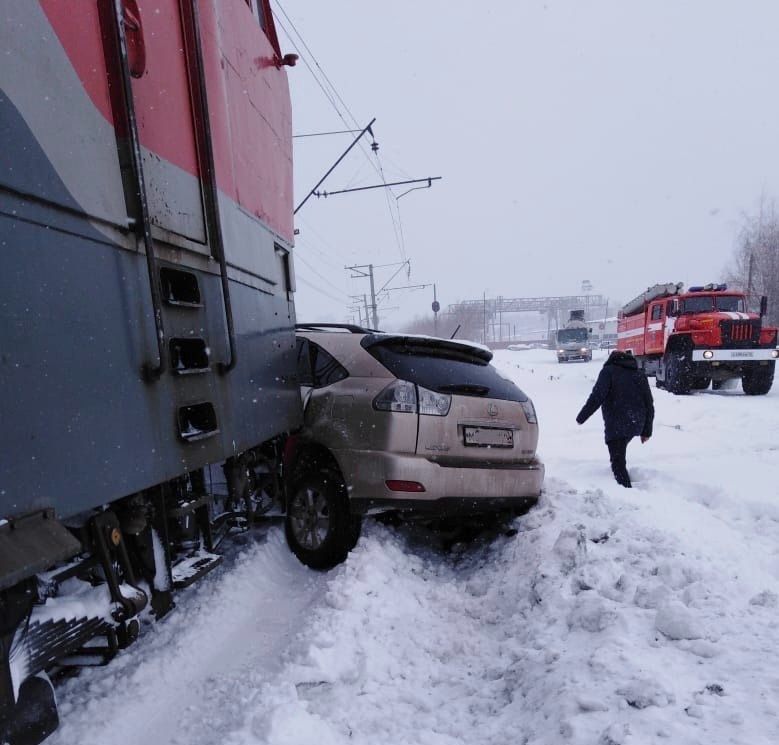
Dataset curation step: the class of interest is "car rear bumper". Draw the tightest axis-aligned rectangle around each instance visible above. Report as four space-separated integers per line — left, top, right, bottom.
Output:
335 449 544 515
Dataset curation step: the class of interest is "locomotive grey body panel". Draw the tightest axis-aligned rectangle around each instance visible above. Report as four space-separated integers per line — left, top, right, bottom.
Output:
1 187 300 521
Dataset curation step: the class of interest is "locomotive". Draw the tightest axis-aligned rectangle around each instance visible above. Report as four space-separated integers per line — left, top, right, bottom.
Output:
0 1 301 741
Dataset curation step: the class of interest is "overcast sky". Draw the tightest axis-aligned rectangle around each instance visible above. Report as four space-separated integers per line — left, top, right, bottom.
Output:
276 0 779 329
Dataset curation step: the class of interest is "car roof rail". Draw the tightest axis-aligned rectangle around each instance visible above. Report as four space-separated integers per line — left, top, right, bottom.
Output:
295 323 380 334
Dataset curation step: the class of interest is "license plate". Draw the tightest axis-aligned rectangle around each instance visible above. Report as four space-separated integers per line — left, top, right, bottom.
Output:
463 426 514 447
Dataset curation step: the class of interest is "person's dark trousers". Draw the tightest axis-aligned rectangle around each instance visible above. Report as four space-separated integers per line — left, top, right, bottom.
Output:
607 437 633 487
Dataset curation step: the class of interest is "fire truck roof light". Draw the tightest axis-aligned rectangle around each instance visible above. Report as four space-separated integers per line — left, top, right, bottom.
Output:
689 283 727 293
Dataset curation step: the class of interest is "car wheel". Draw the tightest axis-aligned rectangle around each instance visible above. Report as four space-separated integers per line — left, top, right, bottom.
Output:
285 468 359 569
346 513 363 551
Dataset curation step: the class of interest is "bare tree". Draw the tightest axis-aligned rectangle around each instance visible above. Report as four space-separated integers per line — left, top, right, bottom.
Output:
725 195 779 325
400 303 485 341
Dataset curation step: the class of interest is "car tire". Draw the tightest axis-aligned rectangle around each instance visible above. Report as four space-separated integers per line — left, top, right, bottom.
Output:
346 513 363 551
285 468 359 569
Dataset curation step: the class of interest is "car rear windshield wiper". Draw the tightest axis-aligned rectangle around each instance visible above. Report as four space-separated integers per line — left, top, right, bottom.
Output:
437 383 490 396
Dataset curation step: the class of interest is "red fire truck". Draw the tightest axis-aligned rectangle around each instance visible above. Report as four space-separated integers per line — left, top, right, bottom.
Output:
617 283 778 394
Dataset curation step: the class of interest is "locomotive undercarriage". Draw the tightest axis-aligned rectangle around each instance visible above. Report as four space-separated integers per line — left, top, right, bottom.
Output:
0 446 285 745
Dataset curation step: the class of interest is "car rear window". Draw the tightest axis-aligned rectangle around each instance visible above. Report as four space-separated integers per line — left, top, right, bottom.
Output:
362 337 529 403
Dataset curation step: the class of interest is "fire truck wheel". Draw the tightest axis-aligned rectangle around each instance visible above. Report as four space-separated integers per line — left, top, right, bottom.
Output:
665 352 691 394
742 366 774 395
691 376 711 390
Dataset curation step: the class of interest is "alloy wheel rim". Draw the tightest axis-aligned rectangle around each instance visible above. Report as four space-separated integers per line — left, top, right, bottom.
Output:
290 485 330 549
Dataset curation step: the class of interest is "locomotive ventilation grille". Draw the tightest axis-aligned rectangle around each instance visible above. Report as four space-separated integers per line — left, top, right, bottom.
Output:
719 319 759 346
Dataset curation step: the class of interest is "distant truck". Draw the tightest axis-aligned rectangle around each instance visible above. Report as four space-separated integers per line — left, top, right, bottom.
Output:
556 310 592 363
617 282 778 394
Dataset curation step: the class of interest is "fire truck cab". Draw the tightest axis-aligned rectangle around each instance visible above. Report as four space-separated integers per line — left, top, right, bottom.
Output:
618 283 778 395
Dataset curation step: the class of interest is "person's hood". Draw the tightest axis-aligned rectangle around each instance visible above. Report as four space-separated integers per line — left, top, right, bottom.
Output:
604 351 638 370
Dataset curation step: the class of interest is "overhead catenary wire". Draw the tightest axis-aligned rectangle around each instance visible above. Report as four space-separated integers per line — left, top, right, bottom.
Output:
293 219 353 273
294 250 352 302
274 1 409 263
295 274 351 305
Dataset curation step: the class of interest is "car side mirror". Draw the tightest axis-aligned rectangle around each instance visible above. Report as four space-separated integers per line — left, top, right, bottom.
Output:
760 295 768 317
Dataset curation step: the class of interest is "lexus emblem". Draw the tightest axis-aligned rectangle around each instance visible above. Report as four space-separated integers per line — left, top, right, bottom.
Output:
487 403 498 417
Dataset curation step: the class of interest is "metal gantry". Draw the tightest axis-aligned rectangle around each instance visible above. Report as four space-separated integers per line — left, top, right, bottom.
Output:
446 294 610 344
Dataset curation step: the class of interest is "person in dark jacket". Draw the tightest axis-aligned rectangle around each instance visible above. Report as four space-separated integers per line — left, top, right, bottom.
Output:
576 350 654 488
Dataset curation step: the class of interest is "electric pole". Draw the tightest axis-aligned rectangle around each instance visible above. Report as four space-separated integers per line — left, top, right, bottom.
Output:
347 264 379 328
432 284 440 336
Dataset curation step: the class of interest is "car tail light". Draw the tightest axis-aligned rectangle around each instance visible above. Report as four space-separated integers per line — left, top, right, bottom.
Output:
373 380 417 413
521 400 537 424
373 380 451 416
418 386 451 416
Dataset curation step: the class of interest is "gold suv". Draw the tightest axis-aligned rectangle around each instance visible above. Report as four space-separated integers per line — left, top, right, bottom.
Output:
284 325 544 568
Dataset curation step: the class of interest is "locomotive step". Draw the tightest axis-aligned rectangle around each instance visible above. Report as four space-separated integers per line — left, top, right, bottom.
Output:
172 552 223 589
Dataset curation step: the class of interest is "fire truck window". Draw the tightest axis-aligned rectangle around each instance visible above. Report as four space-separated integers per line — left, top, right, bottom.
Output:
716 296 745 313
681 296 715 314
651 305 663 320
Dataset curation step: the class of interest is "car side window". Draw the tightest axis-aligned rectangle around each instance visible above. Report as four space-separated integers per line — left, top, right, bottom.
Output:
296 338 348 388
311 342 348 387
651 304 663 320
296 337 314 387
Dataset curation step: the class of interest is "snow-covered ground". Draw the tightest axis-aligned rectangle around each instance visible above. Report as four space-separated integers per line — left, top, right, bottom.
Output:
47 349 779 745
